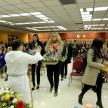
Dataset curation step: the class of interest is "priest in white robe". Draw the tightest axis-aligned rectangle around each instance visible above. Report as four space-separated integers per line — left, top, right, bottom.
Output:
5 39 43 107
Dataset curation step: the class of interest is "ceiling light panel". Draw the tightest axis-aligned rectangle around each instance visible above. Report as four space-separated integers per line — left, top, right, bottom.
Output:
0 12 55 25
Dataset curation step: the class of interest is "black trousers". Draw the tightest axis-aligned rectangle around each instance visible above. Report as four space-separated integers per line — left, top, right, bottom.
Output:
47 61 62 90
61 61 67 78
31 61 41 86
80 73 103 102
72 49 78 60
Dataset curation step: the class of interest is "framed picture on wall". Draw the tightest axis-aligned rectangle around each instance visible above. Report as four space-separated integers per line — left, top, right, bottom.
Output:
8 35 17 44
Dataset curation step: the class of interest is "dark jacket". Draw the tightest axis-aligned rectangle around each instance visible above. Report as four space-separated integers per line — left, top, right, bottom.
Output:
29 41 45 56
0 54 5 68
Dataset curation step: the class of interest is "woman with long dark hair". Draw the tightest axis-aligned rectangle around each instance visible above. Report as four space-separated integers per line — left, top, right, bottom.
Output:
29 34 45 90
78 38 106 108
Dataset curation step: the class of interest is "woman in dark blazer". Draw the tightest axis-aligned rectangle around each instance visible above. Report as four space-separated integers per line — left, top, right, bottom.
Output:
78 38 106 108
29 34 45 90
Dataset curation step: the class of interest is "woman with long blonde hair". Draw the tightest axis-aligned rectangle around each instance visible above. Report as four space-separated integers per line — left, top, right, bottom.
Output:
45 32 65 97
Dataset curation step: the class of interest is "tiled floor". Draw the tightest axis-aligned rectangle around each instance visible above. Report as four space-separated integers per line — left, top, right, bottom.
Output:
0 60 108 108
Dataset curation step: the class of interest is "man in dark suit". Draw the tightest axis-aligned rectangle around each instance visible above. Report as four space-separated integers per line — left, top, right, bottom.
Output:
29 34 45 90
72 40 79 60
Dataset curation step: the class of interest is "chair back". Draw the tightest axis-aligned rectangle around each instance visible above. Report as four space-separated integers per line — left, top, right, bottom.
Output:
75 56 83 60
78 55 83 59
73 59 83 71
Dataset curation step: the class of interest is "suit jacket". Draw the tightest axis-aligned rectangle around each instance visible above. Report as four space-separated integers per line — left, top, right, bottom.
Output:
29 41 45 56
82 49 103 86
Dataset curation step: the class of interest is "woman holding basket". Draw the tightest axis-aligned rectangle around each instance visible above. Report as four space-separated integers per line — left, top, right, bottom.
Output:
45 32 65 97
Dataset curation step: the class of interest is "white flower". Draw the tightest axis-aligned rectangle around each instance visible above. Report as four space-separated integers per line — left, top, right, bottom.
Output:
12 98 18 103
0 90 3 95
9 105 14 108
3 90 9 93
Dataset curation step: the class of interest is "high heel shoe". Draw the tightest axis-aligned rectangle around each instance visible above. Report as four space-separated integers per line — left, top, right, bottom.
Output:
96 101 104 108
36 86 39 89
78 94 83 105
54 89 58 97
50 86 53 92
61 78 63 81
32 85 35 91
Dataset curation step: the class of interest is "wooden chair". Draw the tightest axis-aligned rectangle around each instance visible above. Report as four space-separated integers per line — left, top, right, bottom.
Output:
68 59 83 89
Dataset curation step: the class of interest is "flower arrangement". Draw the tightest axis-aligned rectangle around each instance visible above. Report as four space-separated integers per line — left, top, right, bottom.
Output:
41 46 61 63
0 86 31 108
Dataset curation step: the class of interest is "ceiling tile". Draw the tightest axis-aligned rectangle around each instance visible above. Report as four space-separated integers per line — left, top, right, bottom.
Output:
22 0 40 3
95 2 108 7
28 2 45 7
1 11 14 14
12 9 25 13
22 8 37 13
77 0 94 3
3 0 24 4
49 6 64 11
63 4 78 9
14 4 32 9
0 1 10 6
3 5 18 10
95 0 108 2
0 8 6 12
53 10 67 14
34 7 50 11
78 3 94 8
42 1 61 6
93 11 106 15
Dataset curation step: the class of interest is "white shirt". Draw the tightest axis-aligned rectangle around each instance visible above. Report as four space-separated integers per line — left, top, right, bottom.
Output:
5 50 43 76
5 50 43 106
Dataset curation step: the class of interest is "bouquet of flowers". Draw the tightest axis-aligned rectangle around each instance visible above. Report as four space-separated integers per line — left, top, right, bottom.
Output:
0 86 31 108
41 46 61 65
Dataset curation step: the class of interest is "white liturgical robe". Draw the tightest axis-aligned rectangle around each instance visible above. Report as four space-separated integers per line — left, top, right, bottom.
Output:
5 50 43 106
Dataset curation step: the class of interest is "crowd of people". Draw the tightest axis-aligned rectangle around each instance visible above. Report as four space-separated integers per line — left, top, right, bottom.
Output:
0 33 108 108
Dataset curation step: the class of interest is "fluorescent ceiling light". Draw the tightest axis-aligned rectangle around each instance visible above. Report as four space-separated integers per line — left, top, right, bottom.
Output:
82 15 92 17
52 29 59 30
105 28 108 29
94 7 108 11
23 22 31 24
83 19 92 21
36 15 46 18
30 12 41 15
39 22 47 23
92 25 98 26
103 18 108 20
0 20 7 23
19 13 30 16
0 15 10 18
86 8 93 11
31 22 40 24
80 8 83 12
9 14 20 17
15 23 24 25
91 28 97 29
81 12 90 15
97 28 103 29
48 21 55 23
39 17 49 20
92 19 101 21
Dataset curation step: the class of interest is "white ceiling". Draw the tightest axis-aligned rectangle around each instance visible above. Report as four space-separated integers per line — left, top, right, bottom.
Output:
0 0 108 33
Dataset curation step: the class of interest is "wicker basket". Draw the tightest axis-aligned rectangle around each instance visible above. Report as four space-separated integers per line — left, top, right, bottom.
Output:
42 61 59 65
